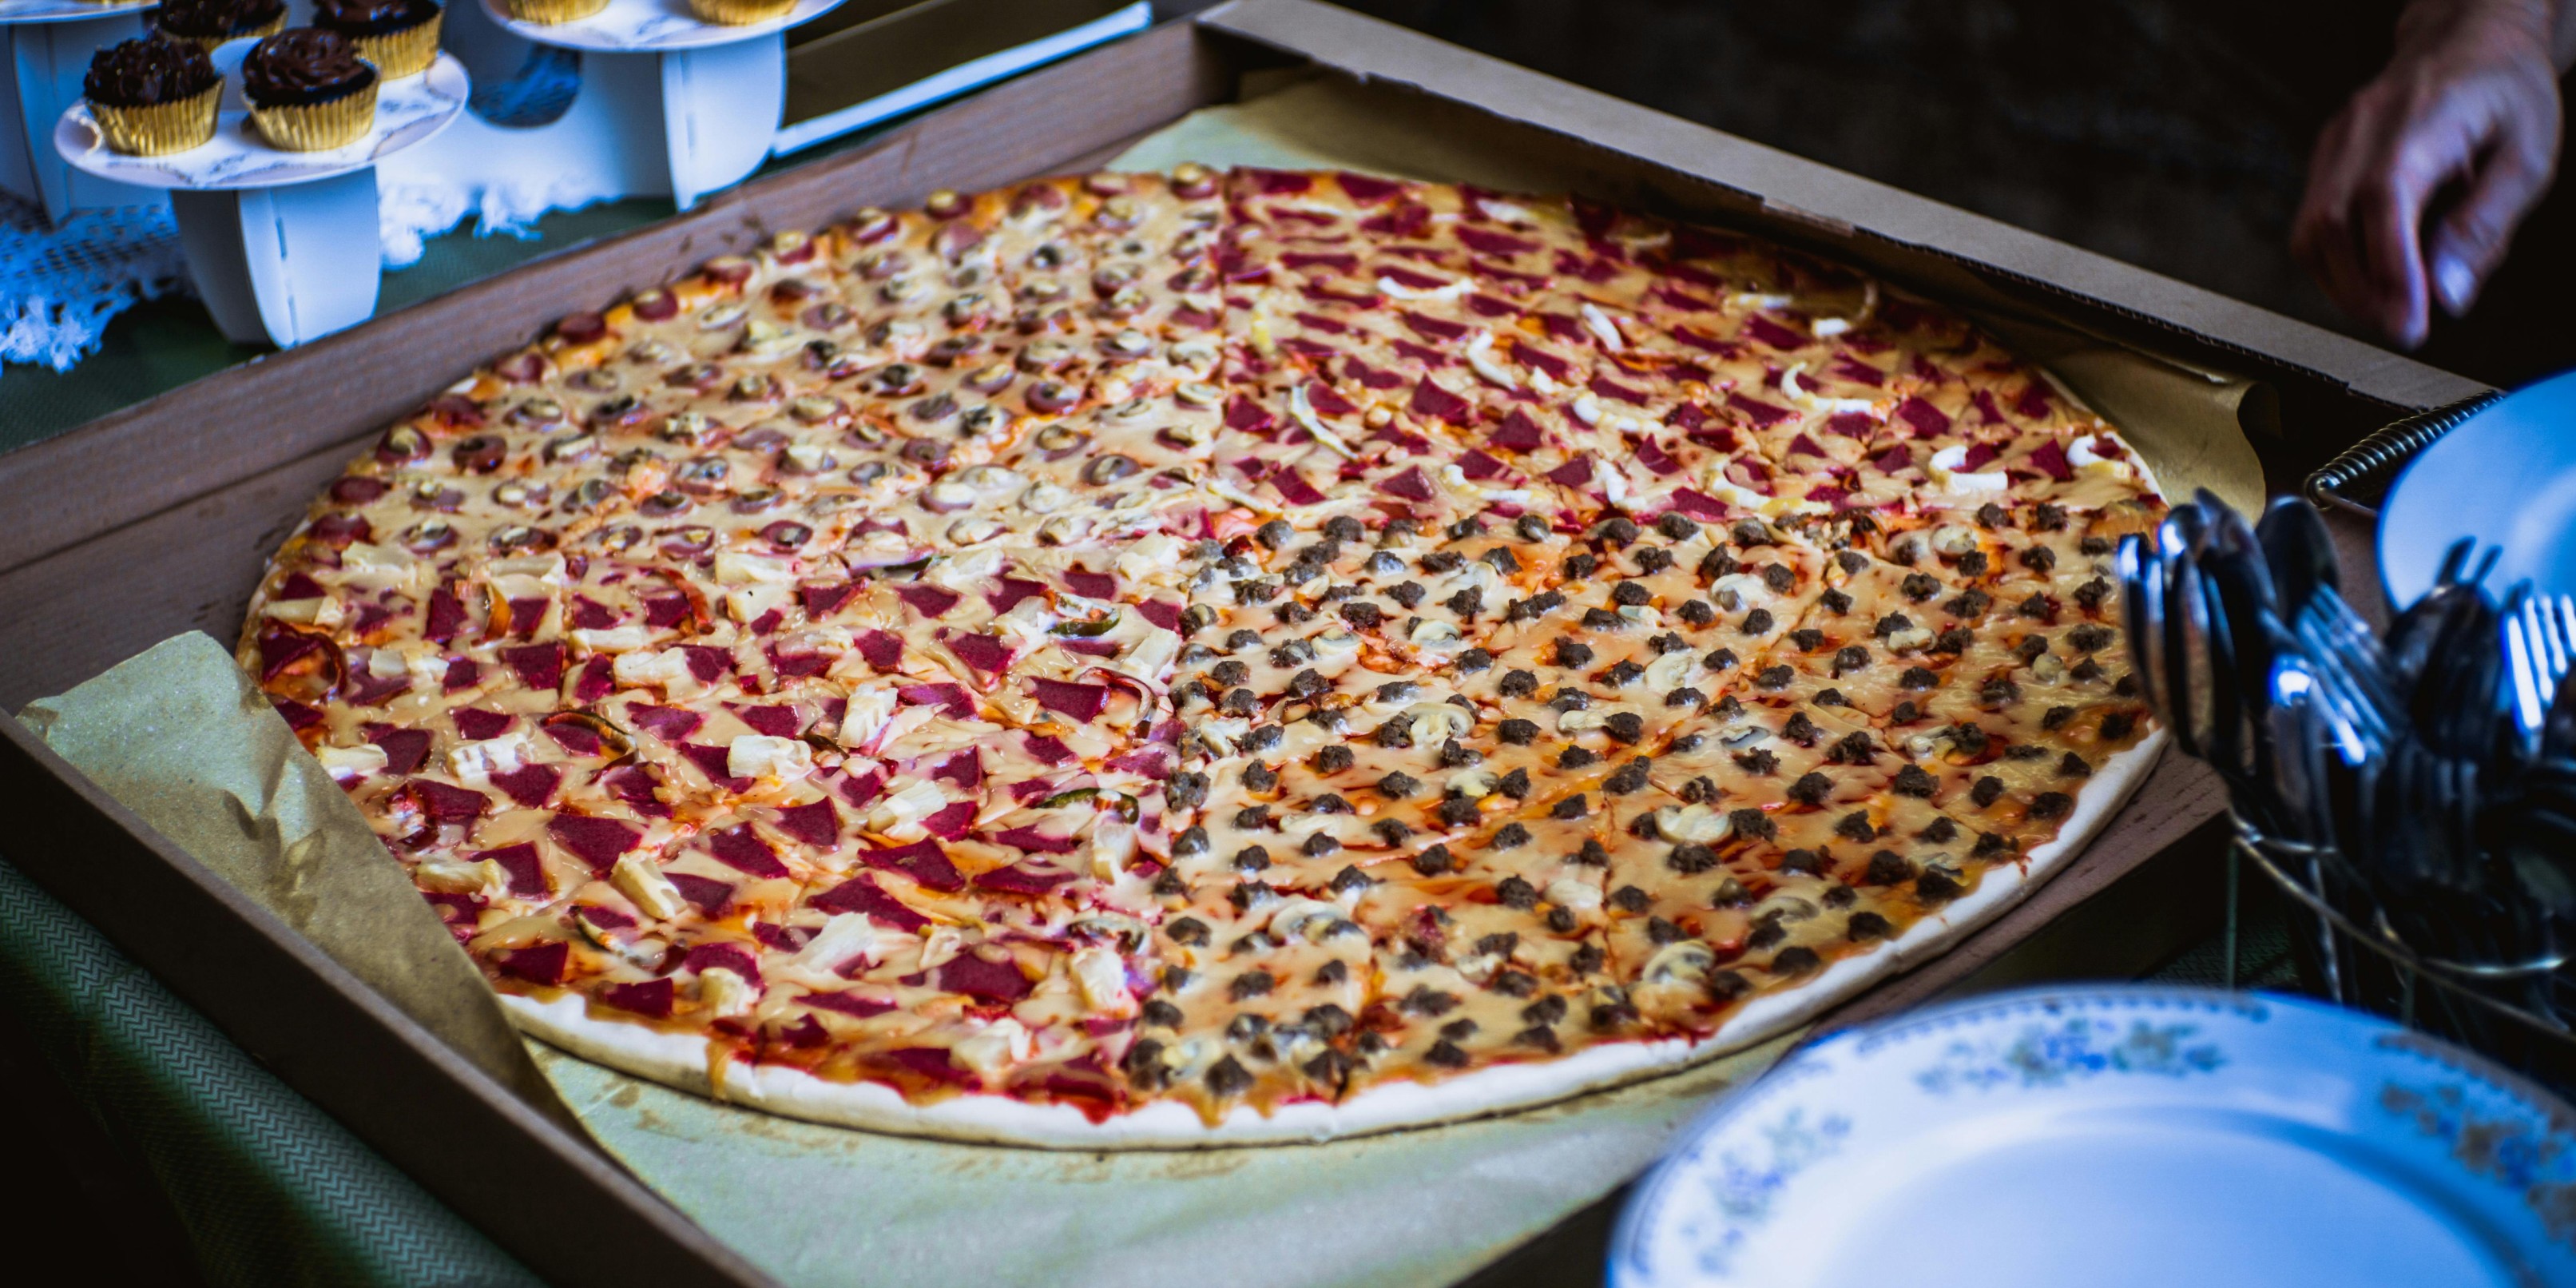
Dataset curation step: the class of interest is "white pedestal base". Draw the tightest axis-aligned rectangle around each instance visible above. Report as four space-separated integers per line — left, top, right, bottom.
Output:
387 36 780 214
393 0 784 213
1 12 164 224
171 170 382 347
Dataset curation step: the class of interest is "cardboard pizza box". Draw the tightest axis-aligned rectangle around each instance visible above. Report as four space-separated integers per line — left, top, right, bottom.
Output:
0 4 2481 1285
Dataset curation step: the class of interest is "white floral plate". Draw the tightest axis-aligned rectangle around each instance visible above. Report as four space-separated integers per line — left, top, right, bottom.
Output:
1613 988 2576 1288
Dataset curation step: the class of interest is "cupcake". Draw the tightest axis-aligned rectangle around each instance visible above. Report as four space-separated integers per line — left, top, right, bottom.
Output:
155 0 287 52
83 38 222 156
504 0 609 26
313 0 443 80
243 30 379 153
688 0 794 26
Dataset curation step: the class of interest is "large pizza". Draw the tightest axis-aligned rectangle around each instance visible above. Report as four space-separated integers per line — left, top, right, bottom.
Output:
241 168 2165 1146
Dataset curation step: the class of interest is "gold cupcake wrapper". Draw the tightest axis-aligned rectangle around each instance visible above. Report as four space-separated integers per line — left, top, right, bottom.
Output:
506 0 609 24
689 0 795 23
89 79 223 157
157 14 286 53
251 80 379 153
350 11 443 80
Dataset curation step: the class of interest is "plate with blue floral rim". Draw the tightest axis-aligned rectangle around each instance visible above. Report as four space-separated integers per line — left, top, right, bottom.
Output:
1613 986 2576 1288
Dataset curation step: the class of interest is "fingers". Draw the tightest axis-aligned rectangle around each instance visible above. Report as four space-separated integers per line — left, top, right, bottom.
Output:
2294 84 2445 347
2360 133 2439 348
2297 84 2447 348
2292 8 2570 346
2424 114 2560 316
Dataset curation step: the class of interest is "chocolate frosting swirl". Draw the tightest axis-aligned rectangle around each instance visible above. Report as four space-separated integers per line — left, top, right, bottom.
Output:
243 29 379 107
157 0 287 38
83 38 219 109
314 0 439 35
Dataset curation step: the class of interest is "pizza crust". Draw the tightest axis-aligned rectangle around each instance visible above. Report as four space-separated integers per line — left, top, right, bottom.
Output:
507 729 2166 1148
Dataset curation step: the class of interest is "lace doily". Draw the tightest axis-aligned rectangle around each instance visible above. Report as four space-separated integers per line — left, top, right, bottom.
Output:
0 193 189 372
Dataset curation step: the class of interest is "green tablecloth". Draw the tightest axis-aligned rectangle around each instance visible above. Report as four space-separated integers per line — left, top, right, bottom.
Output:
0 840 2295 1288
0 857 538 1288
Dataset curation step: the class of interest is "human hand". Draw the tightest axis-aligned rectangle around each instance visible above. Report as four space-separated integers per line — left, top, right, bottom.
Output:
2292 0 2569 348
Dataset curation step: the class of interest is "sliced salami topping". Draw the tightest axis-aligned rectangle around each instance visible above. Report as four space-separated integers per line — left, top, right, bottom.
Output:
1030 678 1110 722
491 764 562 809
801 582 859 618
853 630 903 670
597 978 674 1018
949 633 1012 674
898 683 974 719
685 941 763 986
410 780 490 821
666 873 734 916
369 726 433 774
498 642 566 692
708 825 790 879
811 873 930 931
938 952 1033 1004
546 815 642 873
773 799 839 849
1407 378 1474 423
678 742 747 787
736 706 801 737
478 843 548 898
988 827 1082 855
862 839 965 892
628 705 705 741
454 708 513 741
494 941 567 986
921 801 976 840
897 585 961 618
805 989 898 1018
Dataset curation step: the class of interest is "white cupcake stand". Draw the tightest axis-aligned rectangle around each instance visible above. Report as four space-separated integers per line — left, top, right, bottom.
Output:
0 0 165 221
45 0 839 348
55 47 471 345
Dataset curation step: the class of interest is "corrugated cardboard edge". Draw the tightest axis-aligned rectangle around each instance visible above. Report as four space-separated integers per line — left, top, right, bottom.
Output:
1198 0 2491 417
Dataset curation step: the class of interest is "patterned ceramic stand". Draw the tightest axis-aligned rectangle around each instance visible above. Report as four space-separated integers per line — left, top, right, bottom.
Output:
0 0 165 224
427 0 847 211
54 50 470 346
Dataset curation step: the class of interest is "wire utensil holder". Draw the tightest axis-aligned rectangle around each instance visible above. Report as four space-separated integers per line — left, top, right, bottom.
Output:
2302 390 2505 518
2229 810 2576 1095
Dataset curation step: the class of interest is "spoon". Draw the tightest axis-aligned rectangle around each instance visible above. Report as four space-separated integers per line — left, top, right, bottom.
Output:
2256 495 2339 620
